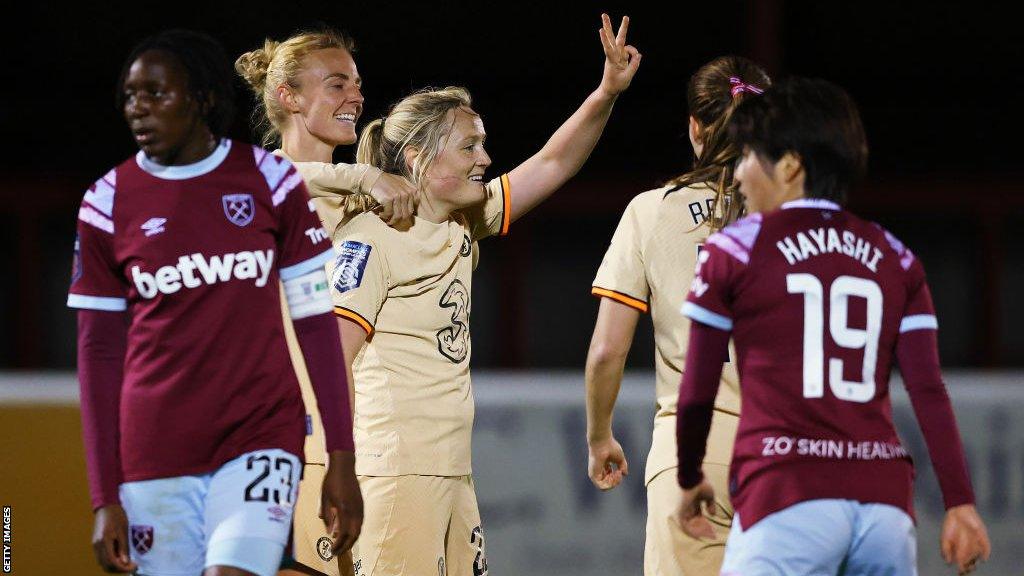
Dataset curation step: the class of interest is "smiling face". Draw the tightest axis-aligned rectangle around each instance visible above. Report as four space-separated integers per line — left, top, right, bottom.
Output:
291 48 363 147
123 50 213 165
419 107 492 212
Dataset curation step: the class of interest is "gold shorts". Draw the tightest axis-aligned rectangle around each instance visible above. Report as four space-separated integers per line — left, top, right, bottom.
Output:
288 463 353 576
644 463 733 576
352 475 487 576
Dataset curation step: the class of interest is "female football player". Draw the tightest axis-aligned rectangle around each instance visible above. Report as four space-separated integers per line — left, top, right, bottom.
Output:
237 30 418 233
676 77 991 576
584 55 768 576
69 29 360 576
311 14 639 575
238 28 422 576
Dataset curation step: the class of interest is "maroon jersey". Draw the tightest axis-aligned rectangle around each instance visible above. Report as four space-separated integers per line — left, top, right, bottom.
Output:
682 198 940 527
68 139 334 483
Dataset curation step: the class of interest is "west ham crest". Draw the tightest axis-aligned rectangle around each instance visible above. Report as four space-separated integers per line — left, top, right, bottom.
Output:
130 524 154 555
222 194 255 227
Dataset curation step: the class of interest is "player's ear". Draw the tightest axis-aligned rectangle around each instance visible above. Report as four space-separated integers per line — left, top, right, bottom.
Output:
199 92 215 118
778 152 805 187
688 116 703 157
276 84 301 114
402 146 420 176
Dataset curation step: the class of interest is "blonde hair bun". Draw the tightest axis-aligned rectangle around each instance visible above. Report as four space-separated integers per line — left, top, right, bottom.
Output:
237 30 354 147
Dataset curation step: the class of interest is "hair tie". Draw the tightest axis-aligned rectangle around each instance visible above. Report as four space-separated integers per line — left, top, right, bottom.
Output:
730 77 764 97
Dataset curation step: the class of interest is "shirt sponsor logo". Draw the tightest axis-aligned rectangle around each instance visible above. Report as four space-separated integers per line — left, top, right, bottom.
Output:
332 241 371 294
140 217 167 237
222 193 255 227
304 226 329 245
760 435 909 461
131 249 275 298
437 279 470 363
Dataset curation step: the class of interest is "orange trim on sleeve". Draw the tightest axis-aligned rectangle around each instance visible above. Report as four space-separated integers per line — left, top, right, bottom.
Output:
591 287 649 313
334 306 373 334
499 173 511 236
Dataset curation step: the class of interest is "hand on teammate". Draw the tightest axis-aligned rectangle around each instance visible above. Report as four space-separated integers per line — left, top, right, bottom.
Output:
675 476 718 540
597 13 641 97
92 504 138 573
587 436 629 490
321 450 364 555
940 504 991 575
370 172 418 228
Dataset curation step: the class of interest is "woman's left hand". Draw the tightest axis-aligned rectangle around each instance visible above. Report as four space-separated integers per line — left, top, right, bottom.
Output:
598 14 642 97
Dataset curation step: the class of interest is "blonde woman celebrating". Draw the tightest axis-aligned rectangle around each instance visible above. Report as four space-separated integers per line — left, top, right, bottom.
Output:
310 14 639 575
237 29 416 576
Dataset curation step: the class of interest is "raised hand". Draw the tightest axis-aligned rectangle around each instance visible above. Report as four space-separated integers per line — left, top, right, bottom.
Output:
598 14 642 97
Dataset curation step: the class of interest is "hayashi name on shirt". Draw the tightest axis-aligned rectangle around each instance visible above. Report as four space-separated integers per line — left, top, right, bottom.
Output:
761 435 909 460
776 227 884 272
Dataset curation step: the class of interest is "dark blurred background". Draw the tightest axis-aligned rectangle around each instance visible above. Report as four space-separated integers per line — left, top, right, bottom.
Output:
4 1 1022 370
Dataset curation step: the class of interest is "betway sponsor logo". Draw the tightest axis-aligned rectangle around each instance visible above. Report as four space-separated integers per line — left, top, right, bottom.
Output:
132 250 274 298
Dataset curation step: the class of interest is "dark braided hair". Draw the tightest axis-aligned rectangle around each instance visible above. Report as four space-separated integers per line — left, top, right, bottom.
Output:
116 29 236 137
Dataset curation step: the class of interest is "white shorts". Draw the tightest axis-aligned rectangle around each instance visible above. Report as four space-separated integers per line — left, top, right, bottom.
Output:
120 448 301 576
721 499 917 576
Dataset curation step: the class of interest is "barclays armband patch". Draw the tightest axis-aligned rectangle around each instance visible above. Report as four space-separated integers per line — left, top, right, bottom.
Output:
332 241 372 293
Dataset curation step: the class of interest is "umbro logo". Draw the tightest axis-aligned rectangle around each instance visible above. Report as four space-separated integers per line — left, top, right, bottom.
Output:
141 217 167 237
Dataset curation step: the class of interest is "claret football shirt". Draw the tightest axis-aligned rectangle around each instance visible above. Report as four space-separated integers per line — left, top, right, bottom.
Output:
683 198 937 526
68 139 334 482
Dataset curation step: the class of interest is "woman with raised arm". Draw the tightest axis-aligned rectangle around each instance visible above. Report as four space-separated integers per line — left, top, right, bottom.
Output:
316 14 639 575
